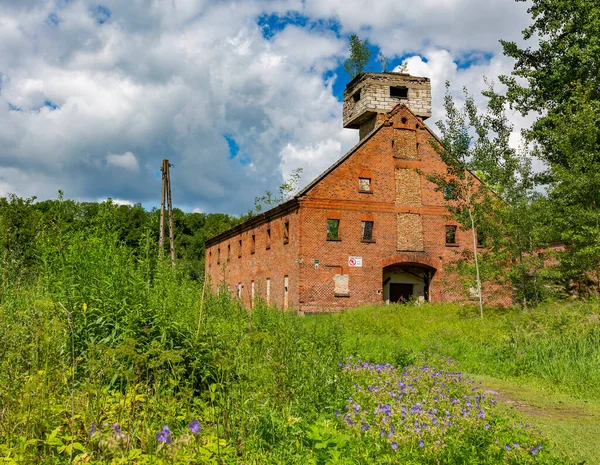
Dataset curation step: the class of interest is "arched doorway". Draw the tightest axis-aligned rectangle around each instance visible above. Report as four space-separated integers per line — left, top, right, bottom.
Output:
382 263 436 303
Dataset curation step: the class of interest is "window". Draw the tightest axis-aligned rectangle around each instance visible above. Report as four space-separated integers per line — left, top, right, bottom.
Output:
358 177 372 193
238 239 242 258
443 183 456 200
477 230 486 247
445 225 457 245
209 250 212 266
390 86 408 98
327 219 340 240
217 248 220 264
227 244 231 261
283 221 289 244
266 227 271 249
361 221 374 242
251 234 256 254
352 90 361 102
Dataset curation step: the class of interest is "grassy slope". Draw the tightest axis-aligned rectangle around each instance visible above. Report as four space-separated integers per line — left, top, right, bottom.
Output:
305 301 600 464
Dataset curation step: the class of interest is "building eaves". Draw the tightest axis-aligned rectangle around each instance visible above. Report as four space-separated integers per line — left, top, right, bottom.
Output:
205 198 299 248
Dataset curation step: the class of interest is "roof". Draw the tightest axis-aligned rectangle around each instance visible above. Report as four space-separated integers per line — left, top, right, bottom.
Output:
204 103 494 247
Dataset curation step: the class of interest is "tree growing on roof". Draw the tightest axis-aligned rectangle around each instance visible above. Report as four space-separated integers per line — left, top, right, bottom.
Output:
343 35 372 79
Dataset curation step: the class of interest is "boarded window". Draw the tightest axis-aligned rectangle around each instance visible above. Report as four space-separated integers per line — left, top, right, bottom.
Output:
446 225 457 245
397 213 424 251
361 221 374 241
359 177 372 192
283 221 289 244
333 274 350 297
394 129 418 159
327 219 340 240
395 168 422 206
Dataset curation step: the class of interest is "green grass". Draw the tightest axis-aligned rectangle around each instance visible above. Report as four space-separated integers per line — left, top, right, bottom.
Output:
304 302 600 464
308 302 600 400
471 374 600 465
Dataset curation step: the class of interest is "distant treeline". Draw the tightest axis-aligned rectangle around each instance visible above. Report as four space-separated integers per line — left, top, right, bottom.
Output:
0 193 244 280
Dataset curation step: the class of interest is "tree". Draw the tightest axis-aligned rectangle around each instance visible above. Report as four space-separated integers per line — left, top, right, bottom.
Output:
343 35 372 79
430 83 545 310
500 0 600 293
253 168 303 214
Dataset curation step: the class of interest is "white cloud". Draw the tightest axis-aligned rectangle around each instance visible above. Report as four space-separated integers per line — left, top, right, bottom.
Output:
106 152 139 172
0 0 535 213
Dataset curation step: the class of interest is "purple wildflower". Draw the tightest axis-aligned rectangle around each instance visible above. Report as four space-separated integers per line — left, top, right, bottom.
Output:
361 422 370 432
188 419 201 434
89 423 96 436
390 442 398 450
505 444 511 451
156 425 171 444
112 424 121 435
419 440 425 448
335 410 341 417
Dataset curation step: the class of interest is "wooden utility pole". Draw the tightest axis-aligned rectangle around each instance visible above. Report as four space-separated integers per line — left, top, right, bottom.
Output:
159 160 166 255
159 159 176 266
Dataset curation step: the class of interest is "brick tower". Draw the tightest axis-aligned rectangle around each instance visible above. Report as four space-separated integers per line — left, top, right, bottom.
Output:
343 72 432 139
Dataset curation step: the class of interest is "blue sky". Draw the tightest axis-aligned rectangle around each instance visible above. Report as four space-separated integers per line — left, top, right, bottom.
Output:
0 0 533 214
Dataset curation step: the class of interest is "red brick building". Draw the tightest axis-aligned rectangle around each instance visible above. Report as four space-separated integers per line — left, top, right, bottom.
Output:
205 72 502 312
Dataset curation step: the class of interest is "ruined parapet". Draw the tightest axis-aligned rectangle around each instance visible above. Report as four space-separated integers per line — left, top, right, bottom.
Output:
343 72 432 139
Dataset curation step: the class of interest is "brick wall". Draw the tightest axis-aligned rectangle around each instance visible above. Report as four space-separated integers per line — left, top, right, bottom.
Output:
205 208 301 309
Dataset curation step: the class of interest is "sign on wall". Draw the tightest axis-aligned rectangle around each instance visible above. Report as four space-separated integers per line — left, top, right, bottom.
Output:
348 256 363 267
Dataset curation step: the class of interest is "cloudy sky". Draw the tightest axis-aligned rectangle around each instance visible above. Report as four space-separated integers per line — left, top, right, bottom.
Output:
0 0 533 214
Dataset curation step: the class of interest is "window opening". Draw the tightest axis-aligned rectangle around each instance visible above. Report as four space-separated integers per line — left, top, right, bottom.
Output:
390 86 408 98
327 219 340 240
251 234 256 254
283 221 289 244
358 177 372 192
284 275 289 310
352 90 361 102
227 244 231 261
445 225 457 245
238 239 242 258
443 183 456 200
477 230 486 247
217 248 220 264
361 221 374 241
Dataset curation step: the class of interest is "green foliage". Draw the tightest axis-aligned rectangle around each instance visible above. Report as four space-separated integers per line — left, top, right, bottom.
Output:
252 167 303 214
343 35 372 79
322 302 600 399
500 0 600 293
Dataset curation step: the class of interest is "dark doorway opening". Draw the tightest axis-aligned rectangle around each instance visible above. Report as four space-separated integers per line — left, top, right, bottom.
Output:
390 283 414 303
